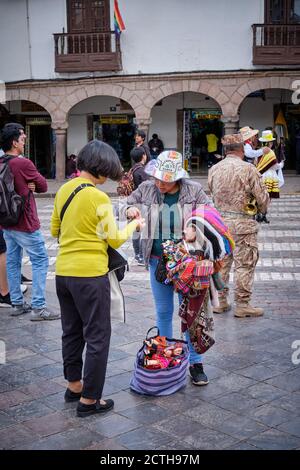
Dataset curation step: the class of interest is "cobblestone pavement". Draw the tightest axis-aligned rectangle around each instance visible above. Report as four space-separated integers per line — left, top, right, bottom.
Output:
0 195 300 450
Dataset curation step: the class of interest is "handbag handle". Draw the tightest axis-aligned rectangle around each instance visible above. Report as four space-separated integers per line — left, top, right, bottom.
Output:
145 326 188 345
146 326 160 339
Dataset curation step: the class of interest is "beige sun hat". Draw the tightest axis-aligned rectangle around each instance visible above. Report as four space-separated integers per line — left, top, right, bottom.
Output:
221 133 244 146
259 130 276 142
239 126 259 141
144 150 189 182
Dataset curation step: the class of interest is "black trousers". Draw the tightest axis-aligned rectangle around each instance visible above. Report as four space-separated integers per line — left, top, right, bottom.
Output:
56 275 111 400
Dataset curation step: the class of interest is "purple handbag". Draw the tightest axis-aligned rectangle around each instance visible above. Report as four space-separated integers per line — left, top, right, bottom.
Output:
130 327 190 396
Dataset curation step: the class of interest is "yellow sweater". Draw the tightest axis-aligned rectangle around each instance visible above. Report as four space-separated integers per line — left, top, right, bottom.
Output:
51 177 138 277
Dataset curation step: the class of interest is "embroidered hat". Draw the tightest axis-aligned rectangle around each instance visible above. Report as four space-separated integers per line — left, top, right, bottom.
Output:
239 126 259 141
221 133 244 146
144 150 189 182
259 130 276 142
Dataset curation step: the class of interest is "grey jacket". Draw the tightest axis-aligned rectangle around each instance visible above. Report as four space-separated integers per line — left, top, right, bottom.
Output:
119 178 211 265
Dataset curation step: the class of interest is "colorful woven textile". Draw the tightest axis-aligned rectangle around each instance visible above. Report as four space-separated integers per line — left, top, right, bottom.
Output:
185 205 235 261
256 150 277 174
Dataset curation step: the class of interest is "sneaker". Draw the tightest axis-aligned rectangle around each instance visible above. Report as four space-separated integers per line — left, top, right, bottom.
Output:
137 256 145 266
76 399 114 418
21 284 28 294
64 388 82 403
189 363 209 386
30 307 61 322
21 274 32 285
0 293 12 308
11 302 32 317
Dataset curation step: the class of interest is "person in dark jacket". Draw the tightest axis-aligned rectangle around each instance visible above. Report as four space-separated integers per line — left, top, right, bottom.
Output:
130 147 149 264
134 129 151 163
0 123 59 321
148 133 164 160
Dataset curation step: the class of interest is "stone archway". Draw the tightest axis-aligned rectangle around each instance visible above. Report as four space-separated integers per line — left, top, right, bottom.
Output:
230 76 295 118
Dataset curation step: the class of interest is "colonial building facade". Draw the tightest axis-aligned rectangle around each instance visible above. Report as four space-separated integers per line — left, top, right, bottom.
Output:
1 0 299 179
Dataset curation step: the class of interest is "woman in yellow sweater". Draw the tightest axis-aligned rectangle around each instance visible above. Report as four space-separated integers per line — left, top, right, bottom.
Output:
51 140 144 418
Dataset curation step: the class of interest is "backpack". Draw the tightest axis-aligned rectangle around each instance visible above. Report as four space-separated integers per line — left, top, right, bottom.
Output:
0 156 24 227
117 168 135 197
117 164 144 197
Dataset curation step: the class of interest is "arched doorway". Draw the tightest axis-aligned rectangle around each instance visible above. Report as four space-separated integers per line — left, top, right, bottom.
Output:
239 88 299 170
68 95 136 170
150 92 223 172
0 100 54 177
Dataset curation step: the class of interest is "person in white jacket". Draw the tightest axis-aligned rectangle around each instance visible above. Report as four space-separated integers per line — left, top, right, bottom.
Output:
239 126 270 164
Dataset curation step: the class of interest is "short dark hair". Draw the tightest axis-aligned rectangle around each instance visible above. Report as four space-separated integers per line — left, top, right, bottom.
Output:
0 122 24 152
77 140 123 181
136 129 146 140
224 143 244 154
130 147 145 163
152 133 158 139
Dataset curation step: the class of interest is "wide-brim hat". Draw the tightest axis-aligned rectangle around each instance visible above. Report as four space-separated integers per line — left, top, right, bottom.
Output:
144 150 189 182
239 126 259 141
259 130 276 142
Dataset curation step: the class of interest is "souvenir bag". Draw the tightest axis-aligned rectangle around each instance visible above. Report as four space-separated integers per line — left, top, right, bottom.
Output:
130 327 189 396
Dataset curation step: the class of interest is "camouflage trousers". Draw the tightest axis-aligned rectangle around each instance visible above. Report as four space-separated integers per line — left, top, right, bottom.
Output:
219 223 259 304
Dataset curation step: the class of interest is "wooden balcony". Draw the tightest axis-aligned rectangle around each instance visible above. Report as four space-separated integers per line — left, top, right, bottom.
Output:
252 24 300 65
54 31 122 73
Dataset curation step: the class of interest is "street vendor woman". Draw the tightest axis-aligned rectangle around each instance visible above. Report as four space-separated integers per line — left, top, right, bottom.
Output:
120 150 211 385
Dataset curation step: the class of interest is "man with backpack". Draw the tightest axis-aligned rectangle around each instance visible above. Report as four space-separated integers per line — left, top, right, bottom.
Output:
0 123 59 320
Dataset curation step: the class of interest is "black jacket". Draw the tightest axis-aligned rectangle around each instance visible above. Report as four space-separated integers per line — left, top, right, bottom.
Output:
132 163 149 190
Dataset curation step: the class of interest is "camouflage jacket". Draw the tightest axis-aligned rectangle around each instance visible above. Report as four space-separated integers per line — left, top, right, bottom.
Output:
208 155 269 234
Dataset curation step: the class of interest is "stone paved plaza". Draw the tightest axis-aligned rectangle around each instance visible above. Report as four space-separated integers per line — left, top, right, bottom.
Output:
0 195 300 450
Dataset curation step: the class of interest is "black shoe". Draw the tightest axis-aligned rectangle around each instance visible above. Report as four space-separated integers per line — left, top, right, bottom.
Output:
0 293 12 308
21 274 32 285
64 388 82 403
189 363 209 386
76 399 114 418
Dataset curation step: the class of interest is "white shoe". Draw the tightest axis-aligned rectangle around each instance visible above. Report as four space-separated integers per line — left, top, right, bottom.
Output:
21 284 28 294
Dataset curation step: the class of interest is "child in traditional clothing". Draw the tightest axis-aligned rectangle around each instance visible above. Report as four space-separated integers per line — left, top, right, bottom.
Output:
255 130 284 223
256 130 283 199
162 206 234 356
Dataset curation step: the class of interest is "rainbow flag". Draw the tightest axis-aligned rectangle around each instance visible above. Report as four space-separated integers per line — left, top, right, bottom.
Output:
114 0 125 36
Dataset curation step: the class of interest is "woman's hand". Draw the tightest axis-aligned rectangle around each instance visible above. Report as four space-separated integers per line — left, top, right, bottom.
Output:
135 217 146 232
126 207 141 219
28 182 36 192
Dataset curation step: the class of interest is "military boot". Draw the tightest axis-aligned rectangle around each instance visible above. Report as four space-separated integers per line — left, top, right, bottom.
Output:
213 298 231 314
234 303 264 318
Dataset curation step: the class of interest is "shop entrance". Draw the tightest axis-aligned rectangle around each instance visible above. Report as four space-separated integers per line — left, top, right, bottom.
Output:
183 109 223 171
93 115 135 169
25 118 54 178
274 104 300 171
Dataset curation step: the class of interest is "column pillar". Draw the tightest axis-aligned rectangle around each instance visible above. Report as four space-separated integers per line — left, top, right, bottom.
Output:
222 115 240 135
52 122 68 182
133 117 152 140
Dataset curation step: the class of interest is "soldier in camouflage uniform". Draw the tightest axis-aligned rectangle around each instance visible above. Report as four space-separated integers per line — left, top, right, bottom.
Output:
207 133 269 318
